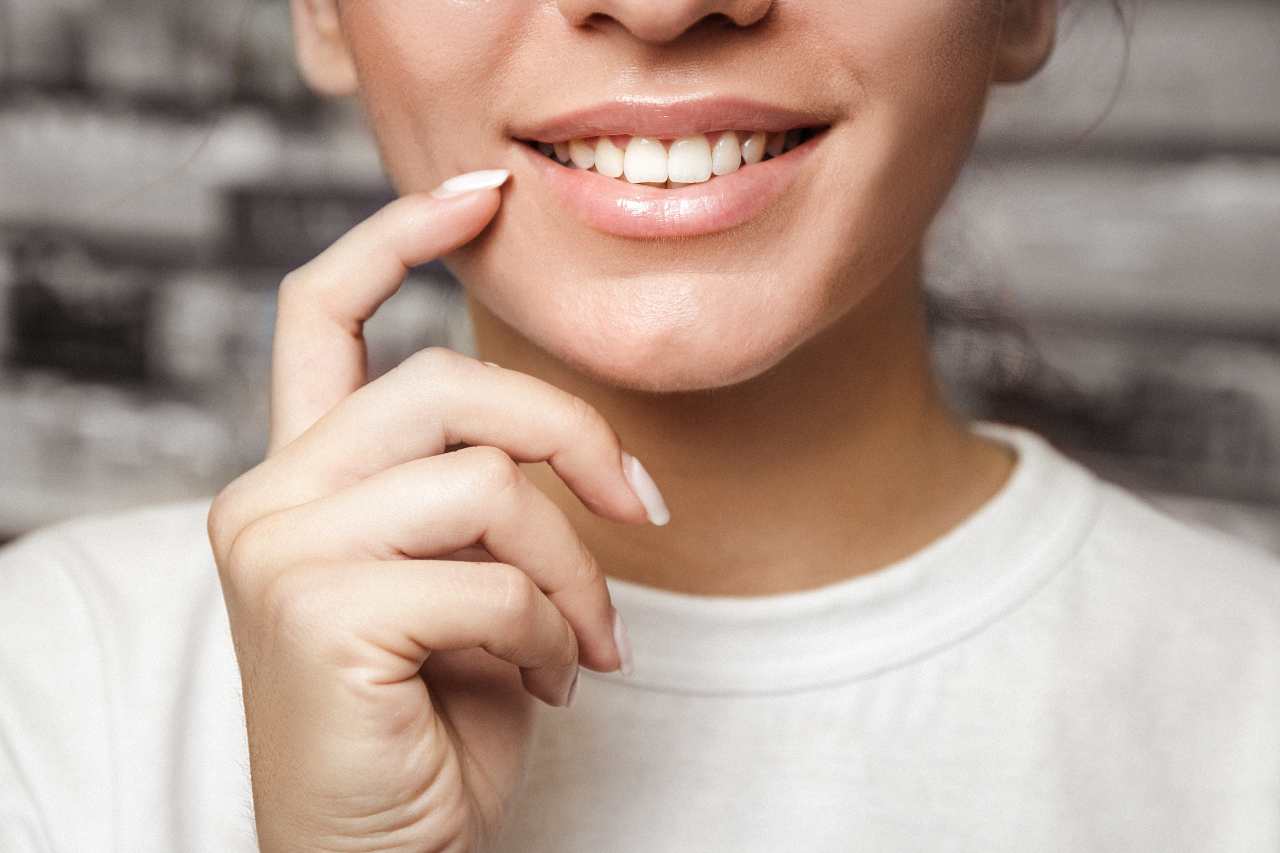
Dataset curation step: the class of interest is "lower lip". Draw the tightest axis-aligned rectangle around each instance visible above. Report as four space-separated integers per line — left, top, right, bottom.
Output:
516 136 820 239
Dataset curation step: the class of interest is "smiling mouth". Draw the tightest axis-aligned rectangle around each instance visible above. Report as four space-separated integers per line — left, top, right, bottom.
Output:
517 127 829 189
508 96 837 237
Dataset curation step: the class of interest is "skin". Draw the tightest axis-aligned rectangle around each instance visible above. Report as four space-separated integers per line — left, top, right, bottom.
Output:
208 1 1058 850
292 0 1057 596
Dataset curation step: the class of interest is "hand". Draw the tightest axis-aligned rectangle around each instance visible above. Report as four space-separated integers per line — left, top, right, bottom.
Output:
206 175 652 853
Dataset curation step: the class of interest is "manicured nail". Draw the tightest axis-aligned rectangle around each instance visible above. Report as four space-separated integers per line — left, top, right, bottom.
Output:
612 609 634 677
563 667 580 707
430 168 510 199
621 451 670 526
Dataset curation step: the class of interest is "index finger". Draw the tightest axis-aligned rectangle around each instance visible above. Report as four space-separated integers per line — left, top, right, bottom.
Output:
269 171 510 455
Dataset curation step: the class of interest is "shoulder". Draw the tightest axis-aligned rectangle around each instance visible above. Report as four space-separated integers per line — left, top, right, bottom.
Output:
0 495 223 684
0 498 234 849
983 422 1279 630
0 496 218 612
1059 479 1280 673
0 493 222 678
1 495 216 574
1083 482 1280 615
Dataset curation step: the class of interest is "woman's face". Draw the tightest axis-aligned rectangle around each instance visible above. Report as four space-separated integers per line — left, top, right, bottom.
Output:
304 1 1053 392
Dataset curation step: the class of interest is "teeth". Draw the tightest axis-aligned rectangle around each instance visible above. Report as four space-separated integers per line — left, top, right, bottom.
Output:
569 138 596 169
711 131 742 176
667 135 712 184
595 136 625 178
623 136 668 184
535 127 821 184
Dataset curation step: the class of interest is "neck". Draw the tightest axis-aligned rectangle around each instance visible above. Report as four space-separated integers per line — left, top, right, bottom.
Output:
465 248 1015 596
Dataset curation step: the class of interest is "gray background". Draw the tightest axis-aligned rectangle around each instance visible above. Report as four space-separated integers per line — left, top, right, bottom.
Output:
1 0 1277 552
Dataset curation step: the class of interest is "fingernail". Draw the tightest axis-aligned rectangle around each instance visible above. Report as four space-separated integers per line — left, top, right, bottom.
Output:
430 168 511 199
612 609 634 677
563 667 580 707
482 361 500 368
621 451 670 526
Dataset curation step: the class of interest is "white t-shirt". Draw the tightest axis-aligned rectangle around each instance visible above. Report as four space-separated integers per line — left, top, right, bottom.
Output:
2 422 1278 852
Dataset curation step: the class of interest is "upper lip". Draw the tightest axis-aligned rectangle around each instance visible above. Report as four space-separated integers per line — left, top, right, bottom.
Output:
509 94 838 143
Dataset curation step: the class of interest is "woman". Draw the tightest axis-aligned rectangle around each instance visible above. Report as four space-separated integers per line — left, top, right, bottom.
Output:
3 1 1278 850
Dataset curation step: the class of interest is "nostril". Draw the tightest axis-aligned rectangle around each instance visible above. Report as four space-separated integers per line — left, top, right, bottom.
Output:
558 0 773 45
699 13 739 31
576 12 703 44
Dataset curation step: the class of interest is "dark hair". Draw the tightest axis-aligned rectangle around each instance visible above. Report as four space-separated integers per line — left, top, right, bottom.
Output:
1068 0 1139 145
925 0 1143 417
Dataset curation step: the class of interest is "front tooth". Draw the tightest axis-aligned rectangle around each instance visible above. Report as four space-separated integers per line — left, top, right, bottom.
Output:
623 137 668 184
595 136 625 178
553 141 571 163
569 138 596 169
667 135 713 184
742 131 766 164
711 131 742 176
765 132 785 157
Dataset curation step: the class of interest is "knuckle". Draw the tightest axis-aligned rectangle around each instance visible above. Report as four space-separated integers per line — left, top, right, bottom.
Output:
564 392 602 435
276 268 311 306
492 564 540 626
487 565 577 670
563 393 621 455
206 473 254 565
570 537 603 590
406 345 459 374
463 445 523 496
553 618 580 669
224 514 279 591
206 490 234 561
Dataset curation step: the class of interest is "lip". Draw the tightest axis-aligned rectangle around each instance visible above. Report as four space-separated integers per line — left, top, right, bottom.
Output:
509 94 839 142
509 96 833 239
516 138 818 239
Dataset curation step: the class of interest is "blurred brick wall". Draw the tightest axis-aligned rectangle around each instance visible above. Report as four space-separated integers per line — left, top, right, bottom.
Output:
1 0 1277 550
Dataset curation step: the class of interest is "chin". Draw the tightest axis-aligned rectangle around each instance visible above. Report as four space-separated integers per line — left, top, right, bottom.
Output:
462 263 825 395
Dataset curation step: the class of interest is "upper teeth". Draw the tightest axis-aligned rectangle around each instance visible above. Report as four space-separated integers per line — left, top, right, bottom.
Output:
535 130 812 186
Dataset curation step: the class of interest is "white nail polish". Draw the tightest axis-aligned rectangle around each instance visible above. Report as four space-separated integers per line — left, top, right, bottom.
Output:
429 169 511 199
612 610 634 677
621 451 670 526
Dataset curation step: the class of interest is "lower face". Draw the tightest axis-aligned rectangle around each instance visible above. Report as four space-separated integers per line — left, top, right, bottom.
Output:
338 2 1004 393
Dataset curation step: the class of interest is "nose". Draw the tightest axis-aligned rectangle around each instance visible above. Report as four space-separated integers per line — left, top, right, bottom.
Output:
557 0 772 44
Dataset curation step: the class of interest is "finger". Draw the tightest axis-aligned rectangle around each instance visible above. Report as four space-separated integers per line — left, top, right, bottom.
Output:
269 185 505 456
213 348 658 557
229 445 621 672
299 349 654 523
260 559 579 707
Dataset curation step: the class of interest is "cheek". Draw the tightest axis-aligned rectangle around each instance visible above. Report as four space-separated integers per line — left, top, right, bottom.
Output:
821 1 1001 264
843 1 1000 135
339 4 527 190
